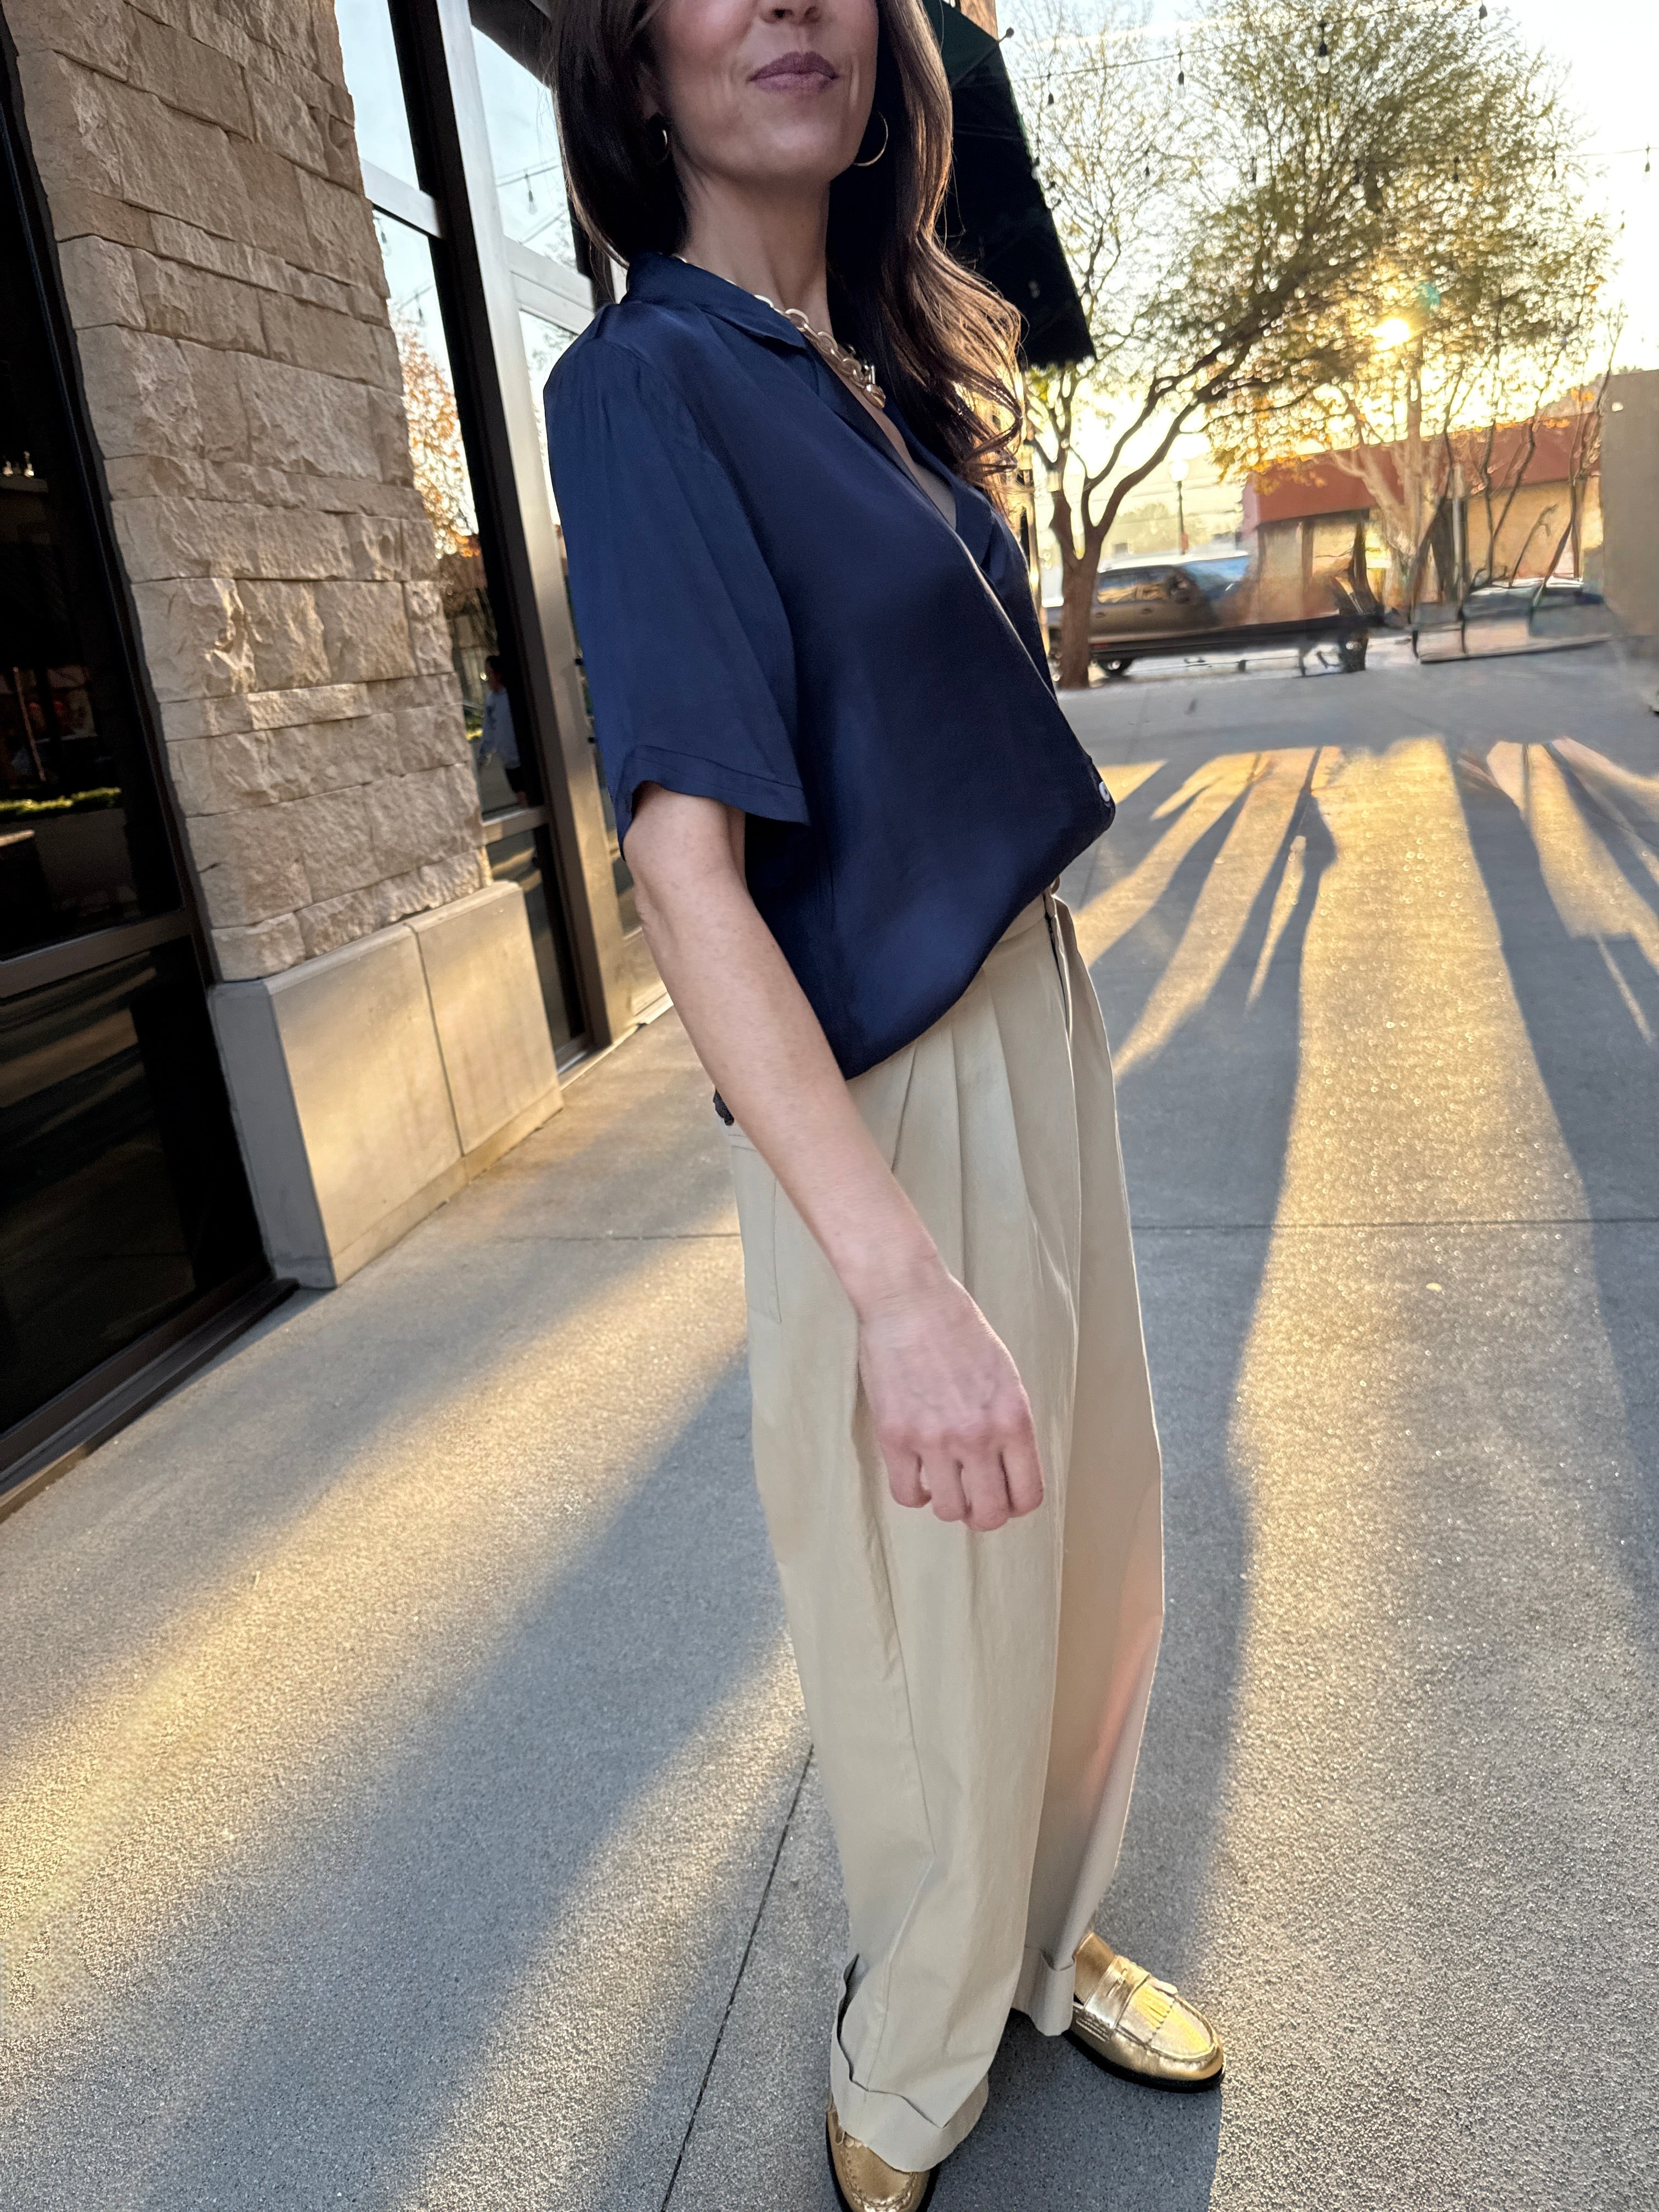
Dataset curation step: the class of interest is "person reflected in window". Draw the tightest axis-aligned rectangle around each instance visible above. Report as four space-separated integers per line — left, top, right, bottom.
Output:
477 654 526 802
546 1 1224 2204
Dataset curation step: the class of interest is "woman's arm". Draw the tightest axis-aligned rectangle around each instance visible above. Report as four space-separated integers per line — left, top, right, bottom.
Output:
625 782 1042 1533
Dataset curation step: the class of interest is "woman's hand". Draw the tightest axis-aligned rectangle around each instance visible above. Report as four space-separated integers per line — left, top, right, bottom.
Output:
624 783 1044 1534
857 1262 1044 1531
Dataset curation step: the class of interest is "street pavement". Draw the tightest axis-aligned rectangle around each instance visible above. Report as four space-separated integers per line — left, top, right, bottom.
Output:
2 641 1656 2209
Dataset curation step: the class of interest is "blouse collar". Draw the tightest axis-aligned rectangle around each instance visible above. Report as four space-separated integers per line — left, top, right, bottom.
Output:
625 251 813 355
624 249 994 566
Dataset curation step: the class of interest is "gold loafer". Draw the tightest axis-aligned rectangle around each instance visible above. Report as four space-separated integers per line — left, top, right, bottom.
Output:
1067 1931 1224 2091
826 2100 936 2212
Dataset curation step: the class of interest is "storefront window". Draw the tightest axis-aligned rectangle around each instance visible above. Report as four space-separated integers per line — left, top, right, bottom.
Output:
0 654 138 955
333 0 629 1053
370 207 584 1046
519 307 575 490
373 211 518 815
1 946 263 1434
334 0 421 188
472 26 575 267
517 307 636 931
1 210 177 959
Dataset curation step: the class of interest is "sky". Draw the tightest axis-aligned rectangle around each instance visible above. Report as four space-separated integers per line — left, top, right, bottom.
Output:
1500 0 1657 364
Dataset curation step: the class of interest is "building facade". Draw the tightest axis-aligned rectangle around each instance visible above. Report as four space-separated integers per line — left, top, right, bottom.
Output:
0 0 653 1503
1242 414 1604 617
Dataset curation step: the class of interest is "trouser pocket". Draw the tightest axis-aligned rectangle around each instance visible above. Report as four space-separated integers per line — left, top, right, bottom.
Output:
1043 892 1074 1040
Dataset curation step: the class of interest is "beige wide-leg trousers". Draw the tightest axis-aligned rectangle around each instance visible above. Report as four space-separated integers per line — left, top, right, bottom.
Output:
725 894 1165 2173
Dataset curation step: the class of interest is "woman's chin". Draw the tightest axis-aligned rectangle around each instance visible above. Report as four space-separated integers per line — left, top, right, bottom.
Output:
703 150 857 199
688 115 859 192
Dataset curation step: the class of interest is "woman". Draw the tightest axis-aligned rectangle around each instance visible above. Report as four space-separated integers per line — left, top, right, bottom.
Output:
546 0 1223 2200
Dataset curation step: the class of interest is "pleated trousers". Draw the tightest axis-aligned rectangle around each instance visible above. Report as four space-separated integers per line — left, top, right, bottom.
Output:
725 893 1165 2172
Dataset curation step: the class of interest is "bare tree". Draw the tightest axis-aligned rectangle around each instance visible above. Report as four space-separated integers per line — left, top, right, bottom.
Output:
1015 0 1174 685
1014 0 1605 682
1452 308 1622 610
1203 10 1613 613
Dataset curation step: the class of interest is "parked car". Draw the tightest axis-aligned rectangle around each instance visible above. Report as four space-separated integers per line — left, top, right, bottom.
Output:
1045 547 1379 676
1045 554 1252 674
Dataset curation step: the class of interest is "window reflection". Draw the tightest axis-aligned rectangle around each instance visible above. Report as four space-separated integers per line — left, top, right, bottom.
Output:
2 228 173 956
0 945 262 1431
520 308 639 936
476 653 524 814
521 307 577 492
472 25 575 267
0 654 136 952
373 211 512 813
335 0 421 188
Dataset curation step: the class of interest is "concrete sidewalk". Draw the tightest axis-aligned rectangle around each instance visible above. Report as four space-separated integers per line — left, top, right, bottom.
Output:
2 646 1656 2209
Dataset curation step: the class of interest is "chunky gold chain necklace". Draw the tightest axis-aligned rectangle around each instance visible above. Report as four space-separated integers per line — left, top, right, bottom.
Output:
673 256 885 405
761 300 887 408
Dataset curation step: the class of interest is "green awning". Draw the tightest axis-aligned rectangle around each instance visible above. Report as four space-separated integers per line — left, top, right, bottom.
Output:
921 0 1091 368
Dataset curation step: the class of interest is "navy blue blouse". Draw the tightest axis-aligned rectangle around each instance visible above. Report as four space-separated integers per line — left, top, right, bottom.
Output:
546 251 1114 1078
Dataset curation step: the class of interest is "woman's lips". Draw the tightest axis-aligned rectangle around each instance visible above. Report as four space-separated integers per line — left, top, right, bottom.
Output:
751 50 839 86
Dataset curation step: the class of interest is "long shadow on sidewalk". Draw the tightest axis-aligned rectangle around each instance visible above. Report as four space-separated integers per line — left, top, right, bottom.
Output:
1456 747 1659 1606
1 1353 803 2212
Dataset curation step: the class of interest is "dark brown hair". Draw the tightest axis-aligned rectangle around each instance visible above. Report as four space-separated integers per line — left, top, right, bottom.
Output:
551 0 1023 489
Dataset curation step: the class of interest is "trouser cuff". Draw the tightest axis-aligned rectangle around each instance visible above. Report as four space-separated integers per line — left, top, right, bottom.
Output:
1012 1940 1078 2036
829 2023 988 2173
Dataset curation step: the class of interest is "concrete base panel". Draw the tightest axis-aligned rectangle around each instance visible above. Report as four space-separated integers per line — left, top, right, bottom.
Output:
211 882 560 1286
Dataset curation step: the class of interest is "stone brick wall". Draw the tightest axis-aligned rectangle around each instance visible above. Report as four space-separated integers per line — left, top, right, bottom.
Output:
9 0 488 978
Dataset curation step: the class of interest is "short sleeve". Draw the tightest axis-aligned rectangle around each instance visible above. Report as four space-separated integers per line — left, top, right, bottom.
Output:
546 337 808 846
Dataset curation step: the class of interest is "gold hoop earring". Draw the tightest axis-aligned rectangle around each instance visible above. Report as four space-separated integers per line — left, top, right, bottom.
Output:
852 111 889 168
648 115 672 166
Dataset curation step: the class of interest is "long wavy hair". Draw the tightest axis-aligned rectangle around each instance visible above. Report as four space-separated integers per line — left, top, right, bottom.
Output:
552 0 1023 490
